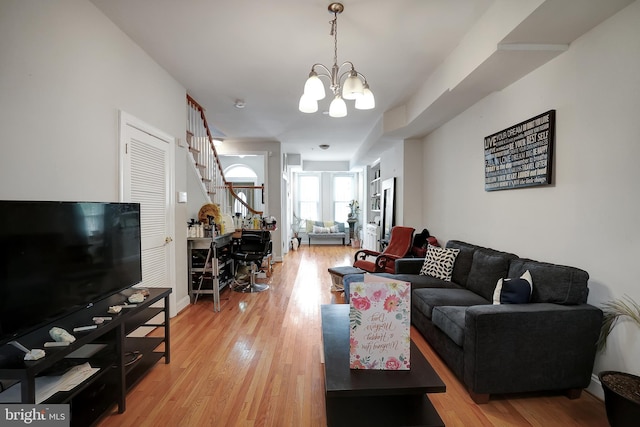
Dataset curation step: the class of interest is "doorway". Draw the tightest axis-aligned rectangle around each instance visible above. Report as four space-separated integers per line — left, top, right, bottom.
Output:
119 111 176 315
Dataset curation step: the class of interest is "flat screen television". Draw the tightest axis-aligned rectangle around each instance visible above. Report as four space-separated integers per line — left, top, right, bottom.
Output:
0 201 142 346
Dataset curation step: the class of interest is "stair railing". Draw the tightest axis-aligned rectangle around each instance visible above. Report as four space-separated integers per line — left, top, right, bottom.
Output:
186 95 263 216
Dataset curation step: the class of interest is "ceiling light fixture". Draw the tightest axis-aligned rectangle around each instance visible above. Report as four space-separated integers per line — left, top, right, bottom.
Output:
299 3 375 118
319 144 330 150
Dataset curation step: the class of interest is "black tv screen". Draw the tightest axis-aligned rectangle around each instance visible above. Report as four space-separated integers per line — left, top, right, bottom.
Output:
0 201 142 345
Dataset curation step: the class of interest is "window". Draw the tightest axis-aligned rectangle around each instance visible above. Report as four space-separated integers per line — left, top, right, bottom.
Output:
333 175 354 222
224 164 258 218
297 174 320 221
293 172 357 223
234 191 248 218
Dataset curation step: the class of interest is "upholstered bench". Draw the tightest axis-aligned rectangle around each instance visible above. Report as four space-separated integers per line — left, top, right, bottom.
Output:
309 232 347 246
304 220 348 246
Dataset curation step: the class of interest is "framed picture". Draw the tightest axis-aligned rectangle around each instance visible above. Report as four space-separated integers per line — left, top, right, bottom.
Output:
484 110 555 191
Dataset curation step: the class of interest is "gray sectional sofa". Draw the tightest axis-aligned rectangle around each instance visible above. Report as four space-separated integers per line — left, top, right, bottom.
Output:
343 240 603 403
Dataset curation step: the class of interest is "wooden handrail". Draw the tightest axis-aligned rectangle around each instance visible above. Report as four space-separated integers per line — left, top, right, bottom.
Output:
186 94 263 216
187 94 227 186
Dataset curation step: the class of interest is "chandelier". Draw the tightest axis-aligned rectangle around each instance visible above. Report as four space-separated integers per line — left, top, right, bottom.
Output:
298 2 375 118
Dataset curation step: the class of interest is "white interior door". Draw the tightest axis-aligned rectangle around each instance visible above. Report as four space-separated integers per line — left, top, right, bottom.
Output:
119 112 175 311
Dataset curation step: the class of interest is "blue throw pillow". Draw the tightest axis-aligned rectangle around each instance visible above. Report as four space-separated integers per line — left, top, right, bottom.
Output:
493 270 533 304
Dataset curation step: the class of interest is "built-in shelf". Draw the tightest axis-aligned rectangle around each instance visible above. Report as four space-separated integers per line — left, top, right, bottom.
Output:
369 163 381 214
0 288 171 427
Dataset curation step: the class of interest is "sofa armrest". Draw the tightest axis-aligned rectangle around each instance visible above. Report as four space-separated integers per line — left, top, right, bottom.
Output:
395 258 425 274
463 303 602 395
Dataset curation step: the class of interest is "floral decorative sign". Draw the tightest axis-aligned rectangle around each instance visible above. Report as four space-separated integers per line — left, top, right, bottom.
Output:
349 276 411 370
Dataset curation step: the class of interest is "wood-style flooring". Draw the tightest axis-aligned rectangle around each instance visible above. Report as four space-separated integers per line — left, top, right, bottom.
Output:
98 245 608 427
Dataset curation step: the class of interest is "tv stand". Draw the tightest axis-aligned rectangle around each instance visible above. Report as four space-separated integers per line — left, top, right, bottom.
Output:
0 287 171 426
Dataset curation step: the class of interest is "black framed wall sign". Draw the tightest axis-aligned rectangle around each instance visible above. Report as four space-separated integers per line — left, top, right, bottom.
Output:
484 110 555 191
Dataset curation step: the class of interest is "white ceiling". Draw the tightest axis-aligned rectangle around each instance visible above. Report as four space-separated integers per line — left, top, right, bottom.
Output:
89 0 632 165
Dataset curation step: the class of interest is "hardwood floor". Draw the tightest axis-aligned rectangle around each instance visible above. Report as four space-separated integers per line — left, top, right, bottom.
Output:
98 245 608 427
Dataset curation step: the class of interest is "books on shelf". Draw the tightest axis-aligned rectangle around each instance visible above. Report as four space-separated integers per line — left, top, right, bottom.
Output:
0 363 100 403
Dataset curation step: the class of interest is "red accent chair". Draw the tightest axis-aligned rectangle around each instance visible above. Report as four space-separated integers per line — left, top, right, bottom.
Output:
353 226 415 274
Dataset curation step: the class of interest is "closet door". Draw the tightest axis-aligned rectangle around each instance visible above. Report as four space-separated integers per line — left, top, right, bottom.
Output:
119 112 176 314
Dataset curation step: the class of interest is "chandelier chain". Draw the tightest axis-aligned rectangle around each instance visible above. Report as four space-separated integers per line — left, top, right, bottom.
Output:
331 15 338 68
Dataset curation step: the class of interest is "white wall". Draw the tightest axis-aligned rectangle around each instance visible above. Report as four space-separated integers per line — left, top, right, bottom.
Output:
0 0 189 314
379 142 403 232
420 0 640 396
379 139 425 232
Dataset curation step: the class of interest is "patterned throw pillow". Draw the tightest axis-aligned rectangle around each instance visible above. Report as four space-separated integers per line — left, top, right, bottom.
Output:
312 225 331 234
419 244 460 281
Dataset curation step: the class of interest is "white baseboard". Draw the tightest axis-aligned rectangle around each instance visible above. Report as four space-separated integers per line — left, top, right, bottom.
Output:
175 295 190 316
587 373 604 400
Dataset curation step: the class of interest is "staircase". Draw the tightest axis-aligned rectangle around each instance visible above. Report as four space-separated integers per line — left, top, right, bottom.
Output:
186 95 262 215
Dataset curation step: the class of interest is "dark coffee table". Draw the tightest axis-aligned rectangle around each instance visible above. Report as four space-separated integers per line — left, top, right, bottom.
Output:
321 304 446 427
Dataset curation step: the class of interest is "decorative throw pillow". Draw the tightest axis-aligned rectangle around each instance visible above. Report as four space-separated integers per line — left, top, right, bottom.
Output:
419 244 460 281
312 225 330 234
493 270 533 304
329 224 339 233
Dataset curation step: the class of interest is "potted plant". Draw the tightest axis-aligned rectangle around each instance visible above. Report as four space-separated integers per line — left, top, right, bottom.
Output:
291 212 304 247
347 200 360 246
597 295 640 427
348 199 360 219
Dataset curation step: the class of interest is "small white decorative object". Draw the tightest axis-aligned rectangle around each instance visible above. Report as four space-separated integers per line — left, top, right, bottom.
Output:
49 327 76 343
108 305 122 314
8 341 46 361
128 292 145 304
24 349 46 361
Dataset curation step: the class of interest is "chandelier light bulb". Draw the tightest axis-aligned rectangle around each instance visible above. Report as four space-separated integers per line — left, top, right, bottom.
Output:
299 94 319 113
329 95 347 118
342 70 365 100
355 83 375 110
303 72 326 101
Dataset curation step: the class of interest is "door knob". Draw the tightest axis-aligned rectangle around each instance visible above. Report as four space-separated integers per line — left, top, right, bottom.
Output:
165 236 173 244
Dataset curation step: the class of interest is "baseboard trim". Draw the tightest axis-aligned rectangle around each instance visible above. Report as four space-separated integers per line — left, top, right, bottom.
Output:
587 373 604 401
175 295 191 316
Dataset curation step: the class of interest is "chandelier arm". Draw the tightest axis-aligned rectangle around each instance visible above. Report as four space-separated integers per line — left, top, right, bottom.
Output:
337 69 368 83
310 63 332 78
338 61 355 70
354 70 369 84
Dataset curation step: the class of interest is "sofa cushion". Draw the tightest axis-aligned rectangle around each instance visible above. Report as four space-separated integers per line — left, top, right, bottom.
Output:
312 225 330 233
306 220 345 233
419 245 460 281
466 248 518 301
372 272 461 291
432 306 467 347
493 270 533 304
412 288 490 319
446 240 480 287
508 259 589 305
